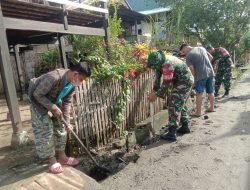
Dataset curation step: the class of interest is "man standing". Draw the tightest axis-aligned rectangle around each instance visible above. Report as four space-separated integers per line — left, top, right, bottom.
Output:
148 51 194 142
28 62 91 174
180 44 215 117
207 45 234 97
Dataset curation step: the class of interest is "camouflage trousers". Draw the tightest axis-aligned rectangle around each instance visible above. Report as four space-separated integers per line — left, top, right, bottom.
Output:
168 81 193 128
215 63 232 93
30 104 67 159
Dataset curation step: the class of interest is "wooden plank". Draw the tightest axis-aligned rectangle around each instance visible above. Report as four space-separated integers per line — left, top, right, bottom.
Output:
137 74 141 123
98 82 108 145
58 35 68 68
0 2 22 137
2 3 101 23
2 5 59 18
46 0 108 14
135 75 140 123
3 17 105 36
125 84 130 129
105 82 112 143
94 82 106 146
4 11 51 21
131 79 135 127
62 5 68 30
101 81 108 142
83 83 90 141
101 1 111 59
147 72 151 118
91 83 102 147
13 45 25 100
143 73 147 120
111 79 118 138
139 73 143 122
106 81 114 142
84 81 93 139
144 73 148 120
74 87 81 136
87 80 100 148
85 81 93 144
80 82 90 147
78 84 90 148
71 103 79 135
141 73 146 121
77 85 83 140
2 0 61 14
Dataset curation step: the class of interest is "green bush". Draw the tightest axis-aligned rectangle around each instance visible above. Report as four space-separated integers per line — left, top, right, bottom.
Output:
35 49 59 77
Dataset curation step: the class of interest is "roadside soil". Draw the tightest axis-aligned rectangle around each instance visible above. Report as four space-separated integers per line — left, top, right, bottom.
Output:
1 69 250 190
0 100 36 170
102 71 250 190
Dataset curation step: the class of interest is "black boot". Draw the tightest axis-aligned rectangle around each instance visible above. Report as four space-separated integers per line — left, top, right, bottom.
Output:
160 126 177 142
177 122 190 134
222 90 229 98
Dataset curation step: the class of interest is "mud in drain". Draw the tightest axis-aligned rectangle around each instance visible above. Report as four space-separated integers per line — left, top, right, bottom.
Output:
77 148 141 181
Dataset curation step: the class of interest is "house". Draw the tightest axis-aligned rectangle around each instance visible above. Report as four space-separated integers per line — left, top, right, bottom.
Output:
109 2 147 43
0 0 109 146
125 0 171 45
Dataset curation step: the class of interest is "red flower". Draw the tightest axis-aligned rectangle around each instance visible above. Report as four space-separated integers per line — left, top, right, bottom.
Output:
124 72 129 78
119 37 125 44
130 69 136 77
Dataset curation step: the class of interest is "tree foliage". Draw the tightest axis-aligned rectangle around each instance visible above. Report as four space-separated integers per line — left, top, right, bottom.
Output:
156 0 250 51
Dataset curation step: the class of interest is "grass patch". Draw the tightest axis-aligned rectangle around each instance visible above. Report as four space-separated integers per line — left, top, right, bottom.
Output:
231 67 244 87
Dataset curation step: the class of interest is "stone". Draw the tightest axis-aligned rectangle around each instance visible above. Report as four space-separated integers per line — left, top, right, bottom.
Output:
112 138 126 149
204 115 209 120
134 123 151 144
110 149 120 155
11 131 31 147
127 131 137 147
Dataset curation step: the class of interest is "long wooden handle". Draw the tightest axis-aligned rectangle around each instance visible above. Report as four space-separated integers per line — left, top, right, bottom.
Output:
61 117 100 166
150 102 156 137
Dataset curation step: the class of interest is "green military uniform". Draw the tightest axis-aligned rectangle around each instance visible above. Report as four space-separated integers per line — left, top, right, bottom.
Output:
211 47 233 96
148 51 194 141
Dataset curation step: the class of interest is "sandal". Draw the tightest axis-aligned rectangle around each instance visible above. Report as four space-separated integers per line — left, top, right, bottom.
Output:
59 157 79 167
190 112 201 117
206 109 216 113
49 162 64 174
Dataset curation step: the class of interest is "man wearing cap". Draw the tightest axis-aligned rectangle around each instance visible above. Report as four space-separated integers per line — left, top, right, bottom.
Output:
207 45 234 97
148 51 194 142
28 62 91 174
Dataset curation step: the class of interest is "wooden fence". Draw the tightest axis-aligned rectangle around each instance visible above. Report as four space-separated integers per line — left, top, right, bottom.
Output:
72 70 163 149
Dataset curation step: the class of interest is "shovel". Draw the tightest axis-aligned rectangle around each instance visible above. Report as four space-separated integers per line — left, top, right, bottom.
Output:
150 102 156 137
61 117 111 180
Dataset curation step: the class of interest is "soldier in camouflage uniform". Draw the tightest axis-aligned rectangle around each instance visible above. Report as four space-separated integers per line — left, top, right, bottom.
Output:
148 51 194 142
28 62 91 174
207 45 234 97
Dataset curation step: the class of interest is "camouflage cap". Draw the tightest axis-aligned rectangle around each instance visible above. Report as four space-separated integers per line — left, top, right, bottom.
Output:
147 51 166 69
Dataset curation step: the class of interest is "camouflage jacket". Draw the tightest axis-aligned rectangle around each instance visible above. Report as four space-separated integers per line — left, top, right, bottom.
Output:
28 69 74 123
153 57 194 98
212 47 233 65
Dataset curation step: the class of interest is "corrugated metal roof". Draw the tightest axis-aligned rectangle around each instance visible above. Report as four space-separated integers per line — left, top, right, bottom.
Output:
126 0 160 12
140 7 171 15
126 0 170 15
